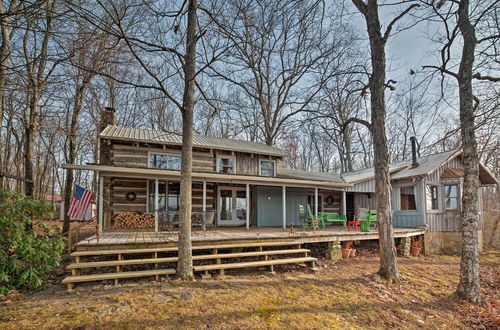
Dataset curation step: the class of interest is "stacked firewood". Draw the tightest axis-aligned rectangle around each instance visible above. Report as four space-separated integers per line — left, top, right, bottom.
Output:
113 212 154 229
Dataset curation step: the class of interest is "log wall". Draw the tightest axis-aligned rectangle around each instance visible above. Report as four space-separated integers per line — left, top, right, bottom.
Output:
109 178 215 215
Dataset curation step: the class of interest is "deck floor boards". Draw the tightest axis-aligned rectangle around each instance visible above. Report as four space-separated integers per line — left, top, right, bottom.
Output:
75 227 425 249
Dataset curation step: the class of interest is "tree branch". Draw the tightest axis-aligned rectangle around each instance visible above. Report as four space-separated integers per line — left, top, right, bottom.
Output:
343 117 372 134
383 4 420 42
472 73 500 82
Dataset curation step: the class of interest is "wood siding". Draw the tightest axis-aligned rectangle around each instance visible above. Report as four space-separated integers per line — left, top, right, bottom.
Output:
112 142 279 176
111 178 148 213
112 143 214 172
319 190 342 213
109 178 215 214
423 155 483 232
345 179 376 193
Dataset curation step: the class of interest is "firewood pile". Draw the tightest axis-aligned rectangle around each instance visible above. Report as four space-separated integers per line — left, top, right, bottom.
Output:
113 212 154 229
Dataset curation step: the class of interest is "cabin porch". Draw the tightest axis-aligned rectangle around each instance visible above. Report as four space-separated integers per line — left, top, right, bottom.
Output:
75 226 426 251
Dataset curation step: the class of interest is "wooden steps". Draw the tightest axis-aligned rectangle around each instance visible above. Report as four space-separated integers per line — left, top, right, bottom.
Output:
62 268 176 291
71 241 302 257
194 257 317 272
67 249 310 270
63 241 316 291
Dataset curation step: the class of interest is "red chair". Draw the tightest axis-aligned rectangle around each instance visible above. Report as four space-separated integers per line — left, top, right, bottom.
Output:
347 215 360 231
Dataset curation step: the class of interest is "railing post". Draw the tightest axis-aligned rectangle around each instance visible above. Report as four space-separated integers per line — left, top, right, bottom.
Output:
314 187 318 217
98 174 103 234
282 186 286 229
155 179 159 232
246 183 250 230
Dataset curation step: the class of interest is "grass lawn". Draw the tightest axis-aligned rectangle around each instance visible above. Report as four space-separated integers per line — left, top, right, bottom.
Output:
0 251 498 329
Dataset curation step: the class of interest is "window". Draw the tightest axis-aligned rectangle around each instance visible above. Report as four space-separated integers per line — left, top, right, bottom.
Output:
217 156 235 174
260 160 276 177
400 186 417 210
426 185 439 211
148 181 180 212
444 184 458 210
149 153 181 170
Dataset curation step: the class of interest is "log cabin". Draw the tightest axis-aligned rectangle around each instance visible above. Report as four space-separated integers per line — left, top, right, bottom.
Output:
63 108 498 255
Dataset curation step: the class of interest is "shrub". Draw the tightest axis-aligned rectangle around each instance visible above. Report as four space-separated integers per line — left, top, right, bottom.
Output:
0 190 65 295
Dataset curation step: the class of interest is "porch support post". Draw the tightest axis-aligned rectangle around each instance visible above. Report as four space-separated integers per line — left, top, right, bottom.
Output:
314 188 318 217
282 186 286 229
202 181 207 212
342 190 347 216
154 179 159 232
246 183 250 230
98 174 103 233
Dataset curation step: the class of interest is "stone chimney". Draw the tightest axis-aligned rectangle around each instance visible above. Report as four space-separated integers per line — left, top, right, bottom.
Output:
99 107 116 166
410 136 419 168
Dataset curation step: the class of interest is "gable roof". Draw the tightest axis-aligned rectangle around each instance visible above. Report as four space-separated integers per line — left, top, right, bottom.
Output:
342 164 407 184
342 149 498 186
278 168 344 183
100 125 287 157
390 149 461 180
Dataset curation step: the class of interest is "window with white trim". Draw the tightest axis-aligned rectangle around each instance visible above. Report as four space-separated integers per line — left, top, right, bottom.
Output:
149 153 181 170
217 156 235 174
426 185 439 211
260 160 276 177
444 184 459 210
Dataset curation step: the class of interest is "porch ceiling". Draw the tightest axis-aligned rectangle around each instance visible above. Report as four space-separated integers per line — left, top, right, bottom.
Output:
62 164 352 189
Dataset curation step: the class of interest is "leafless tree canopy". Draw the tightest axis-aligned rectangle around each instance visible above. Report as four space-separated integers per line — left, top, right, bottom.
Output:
0 0 497 203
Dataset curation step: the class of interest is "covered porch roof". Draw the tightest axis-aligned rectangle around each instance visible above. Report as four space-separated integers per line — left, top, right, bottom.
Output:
62 164 352 189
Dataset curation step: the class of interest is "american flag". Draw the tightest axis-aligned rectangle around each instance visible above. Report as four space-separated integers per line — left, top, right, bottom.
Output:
67 185 94 220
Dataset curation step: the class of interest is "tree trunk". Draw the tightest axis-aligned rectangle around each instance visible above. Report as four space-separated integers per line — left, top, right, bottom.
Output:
63 81 90 234
352 0 400 281
455 0 481 305
24 99 38 196
176 0 197 280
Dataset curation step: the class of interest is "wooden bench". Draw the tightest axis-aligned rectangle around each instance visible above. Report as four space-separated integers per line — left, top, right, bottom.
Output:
318 212 347 228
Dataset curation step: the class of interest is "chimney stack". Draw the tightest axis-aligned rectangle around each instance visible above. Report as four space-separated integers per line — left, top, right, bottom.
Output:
99 107 116 133
410 136 419 168
99 107 116 166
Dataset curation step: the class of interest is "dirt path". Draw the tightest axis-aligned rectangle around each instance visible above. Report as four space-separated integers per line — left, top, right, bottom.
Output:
0 254 498 329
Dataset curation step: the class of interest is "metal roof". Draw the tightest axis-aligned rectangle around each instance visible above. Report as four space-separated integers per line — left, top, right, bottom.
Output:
100 125 287 157
278 168 344 183
341 150 463 183
390 149 461 180
61 164 352 189
342 164 406 183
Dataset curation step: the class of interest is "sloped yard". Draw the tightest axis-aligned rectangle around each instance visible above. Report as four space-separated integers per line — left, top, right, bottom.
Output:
0 252 498 329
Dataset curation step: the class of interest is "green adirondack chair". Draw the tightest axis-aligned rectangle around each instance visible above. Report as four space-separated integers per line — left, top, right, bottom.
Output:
360 210 377 232
307 205 324 229
298 204 320 230
298 204 309 230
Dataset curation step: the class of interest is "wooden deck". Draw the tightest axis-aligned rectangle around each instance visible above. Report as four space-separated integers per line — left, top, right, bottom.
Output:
75 226 425 251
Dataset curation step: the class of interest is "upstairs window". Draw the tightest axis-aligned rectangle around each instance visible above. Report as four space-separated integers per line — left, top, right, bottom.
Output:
149 153 181 170
444 184 459 210
426 185 439 211
400 186 417 210
217 156 235 174
260 160 276 177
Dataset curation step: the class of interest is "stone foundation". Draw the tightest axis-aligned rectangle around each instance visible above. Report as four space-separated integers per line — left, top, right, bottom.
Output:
398 237 411 256
424 231 483 255
326 241 342 260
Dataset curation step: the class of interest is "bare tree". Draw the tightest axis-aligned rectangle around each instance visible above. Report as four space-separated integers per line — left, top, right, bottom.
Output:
421 0 499 304
205 0 340 146
348 0 419 281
